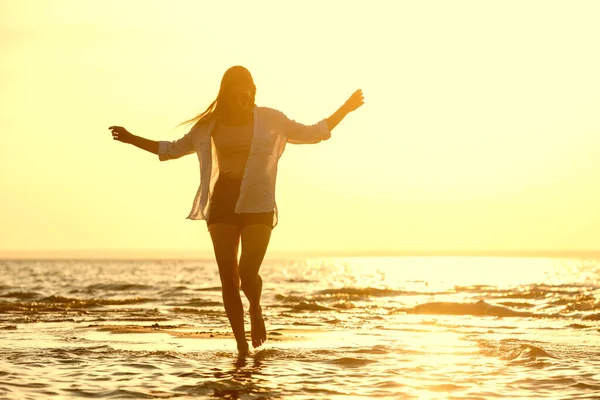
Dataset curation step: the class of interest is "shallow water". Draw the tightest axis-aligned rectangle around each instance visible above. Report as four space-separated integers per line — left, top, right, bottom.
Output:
1 256 599 399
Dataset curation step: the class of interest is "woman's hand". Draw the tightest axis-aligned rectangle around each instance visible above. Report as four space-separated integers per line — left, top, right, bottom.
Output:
325 89 365 131
342 89 365 113
109 126 134 144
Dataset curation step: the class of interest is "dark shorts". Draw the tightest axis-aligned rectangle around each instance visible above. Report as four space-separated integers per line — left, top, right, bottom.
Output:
206 174 275 229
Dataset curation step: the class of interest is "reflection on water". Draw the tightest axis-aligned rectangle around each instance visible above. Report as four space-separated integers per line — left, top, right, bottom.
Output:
0 257 599 399
209 352 267 398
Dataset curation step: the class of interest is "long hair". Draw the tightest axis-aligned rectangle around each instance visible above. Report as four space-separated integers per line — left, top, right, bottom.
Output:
179 66 256 128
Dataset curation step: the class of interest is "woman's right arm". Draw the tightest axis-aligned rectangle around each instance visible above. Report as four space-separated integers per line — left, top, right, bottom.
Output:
109 126 195 160
110 126 159 155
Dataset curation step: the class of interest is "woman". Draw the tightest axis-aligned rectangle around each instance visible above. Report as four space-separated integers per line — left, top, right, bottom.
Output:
109 66 364 355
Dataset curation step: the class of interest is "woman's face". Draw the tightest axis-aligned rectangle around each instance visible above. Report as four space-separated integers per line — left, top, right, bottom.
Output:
222 83 254 113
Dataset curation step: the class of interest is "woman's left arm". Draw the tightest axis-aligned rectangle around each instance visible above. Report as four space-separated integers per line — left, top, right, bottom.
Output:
326 89 365 131
283 89 365 144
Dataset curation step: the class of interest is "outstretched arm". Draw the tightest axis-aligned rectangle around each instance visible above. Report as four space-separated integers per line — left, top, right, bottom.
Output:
325 89 365 131
109 126 159 155
282 89 365 144
109 125 194 160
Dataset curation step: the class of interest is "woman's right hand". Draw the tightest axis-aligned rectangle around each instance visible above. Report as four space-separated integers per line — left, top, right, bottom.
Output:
109 126 134 144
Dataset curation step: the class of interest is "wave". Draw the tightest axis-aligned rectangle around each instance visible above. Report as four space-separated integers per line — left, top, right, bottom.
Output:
398 300 597 320
171 307 223 316
46 346 184 359
195 286 222 292
512 344 557 360
276 287 420 305
1 325 17 330
275 294 306 303
316 287 415 297
570 382 600 391
565 323 596 330
331 301 356 310
350 345 390 355
291 301 334 312
0 296 154 312
158 286 193 297
0 291 41 300
168 298 222 307
86 283 154 291
324 357 376 367
403 300 599 320
479 339 557 364
461 284 599 302
555 298 600 312
404 300 534 317
496 301 536 309
89 316 173 322
582 313 600 321
549 293 596 306
40 295 153 305
453 285 498 293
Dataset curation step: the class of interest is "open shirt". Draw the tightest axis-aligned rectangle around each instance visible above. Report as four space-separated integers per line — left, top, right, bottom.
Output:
157 106 331 227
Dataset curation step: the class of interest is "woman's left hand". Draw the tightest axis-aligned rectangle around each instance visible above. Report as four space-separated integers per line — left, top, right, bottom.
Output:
343 89 365 113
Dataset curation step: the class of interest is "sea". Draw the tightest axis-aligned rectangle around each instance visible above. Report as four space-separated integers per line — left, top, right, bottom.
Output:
1 256 599 399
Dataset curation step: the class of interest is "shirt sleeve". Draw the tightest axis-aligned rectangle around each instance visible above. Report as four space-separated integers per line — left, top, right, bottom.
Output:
276 111 331 144
157 130 195 161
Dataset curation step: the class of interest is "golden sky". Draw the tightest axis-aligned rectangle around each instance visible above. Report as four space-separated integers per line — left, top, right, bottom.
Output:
1 0 599 256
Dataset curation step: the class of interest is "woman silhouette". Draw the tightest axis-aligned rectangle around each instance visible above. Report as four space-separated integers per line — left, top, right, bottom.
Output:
109 66 364 355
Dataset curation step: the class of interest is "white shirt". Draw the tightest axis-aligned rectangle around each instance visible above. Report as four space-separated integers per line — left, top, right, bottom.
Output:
157 106 331 226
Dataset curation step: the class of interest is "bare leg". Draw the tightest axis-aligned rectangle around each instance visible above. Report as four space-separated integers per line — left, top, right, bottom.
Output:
239 224 272 348
208 223 248 355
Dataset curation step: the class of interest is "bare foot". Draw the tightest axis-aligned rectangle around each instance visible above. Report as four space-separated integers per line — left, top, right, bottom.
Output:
237 340 249 357
249 306 267 348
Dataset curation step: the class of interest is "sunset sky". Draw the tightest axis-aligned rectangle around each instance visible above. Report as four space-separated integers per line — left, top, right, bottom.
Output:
1 0 599 257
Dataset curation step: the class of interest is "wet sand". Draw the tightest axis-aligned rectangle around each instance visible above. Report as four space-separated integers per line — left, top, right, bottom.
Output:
82 323 321 343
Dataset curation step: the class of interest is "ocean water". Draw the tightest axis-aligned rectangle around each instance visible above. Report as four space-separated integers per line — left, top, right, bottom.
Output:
0 256 599 399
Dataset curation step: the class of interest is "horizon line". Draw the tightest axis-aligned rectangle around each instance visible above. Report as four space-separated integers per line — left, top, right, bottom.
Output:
1 248 600 260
